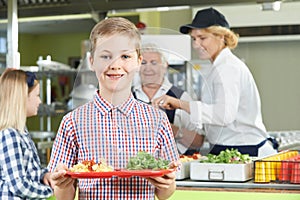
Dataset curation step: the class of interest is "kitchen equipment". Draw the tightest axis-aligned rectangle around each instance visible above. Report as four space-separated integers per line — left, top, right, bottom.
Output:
268 130 300 151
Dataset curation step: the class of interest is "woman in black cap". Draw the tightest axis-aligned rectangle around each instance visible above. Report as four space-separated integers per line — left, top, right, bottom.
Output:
153 7 278 158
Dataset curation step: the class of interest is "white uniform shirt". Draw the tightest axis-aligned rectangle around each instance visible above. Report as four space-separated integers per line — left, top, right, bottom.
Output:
133 78 204 153
190 48 270 146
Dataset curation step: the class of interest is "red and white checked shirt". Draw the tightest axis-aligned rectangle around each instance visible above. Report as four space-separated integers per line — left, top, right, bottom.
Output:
48 92 179 199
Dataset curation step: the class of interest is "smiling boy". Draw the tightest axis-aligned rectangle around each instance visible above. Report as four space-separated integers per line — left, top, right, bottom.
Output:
48 17 179 200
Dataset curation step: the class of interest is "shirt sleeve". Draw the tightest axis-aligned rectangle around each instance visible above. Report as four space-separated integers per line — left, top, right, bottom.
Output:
190 100 203 128
191 64 241 127
175 92 204 133
48 113 78 171
0 129 53 199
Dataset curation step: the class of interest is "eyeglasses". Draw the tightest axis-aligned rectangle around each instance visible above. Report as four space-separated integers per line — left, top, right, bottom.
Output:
25 71 37 88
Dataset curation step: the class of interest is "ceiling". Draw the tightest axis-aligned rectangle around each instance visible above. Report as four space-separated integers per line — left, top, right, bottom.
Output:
0 0 292 34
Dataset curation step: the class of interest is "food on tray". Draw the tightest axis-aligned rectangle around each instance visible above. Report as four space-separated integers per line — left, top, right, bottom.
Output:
200 148 251 164
69 159 114 172
126 151 170 170
179 153 201 162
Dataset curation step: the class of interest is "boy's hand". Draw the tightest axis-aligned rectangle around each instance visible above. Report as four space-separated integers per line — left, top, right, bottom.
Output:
42 172 52 187
50 163 75 189
146 161 180 190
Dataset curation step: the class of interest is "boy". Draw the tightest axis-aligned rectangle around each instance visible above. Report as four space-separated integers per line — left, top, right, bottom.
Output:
48 17 179 200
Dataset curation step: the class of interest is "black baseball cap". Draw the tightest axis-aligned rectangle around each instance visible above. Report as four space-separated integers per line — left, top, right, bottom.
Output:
180 7 230 34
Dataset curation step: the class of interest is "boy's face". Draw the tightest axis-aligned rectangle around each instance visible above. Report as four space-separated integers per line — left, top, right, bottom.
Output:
90 34 142 94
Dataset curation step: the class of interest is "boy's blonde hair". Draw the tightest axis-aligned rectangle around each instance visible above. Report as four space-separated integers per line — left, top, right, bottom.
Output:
89 17 141 57
0 69 39 133
205 26 239 49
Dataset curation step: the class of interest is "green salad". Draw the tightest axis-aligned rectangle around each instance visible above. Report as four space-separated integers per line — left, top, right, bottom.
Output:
200 148 251 164
126 151 170 170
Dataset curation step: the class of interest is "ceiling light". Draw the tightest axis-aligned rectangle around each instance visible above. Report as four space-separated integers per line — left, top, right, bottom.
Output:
261 1 281 11
0 13 93 24
135 5 190 13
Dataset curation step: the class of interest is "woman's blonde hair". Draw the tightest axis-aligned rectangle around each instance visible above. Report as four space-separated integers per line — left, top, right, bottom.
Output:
0 69 38 133
205 26 239 49
89 17 141 57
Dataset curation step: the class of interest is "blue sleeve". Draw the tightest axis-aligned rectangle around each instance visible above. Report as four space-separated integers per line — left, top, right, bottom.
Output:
0 129 53 199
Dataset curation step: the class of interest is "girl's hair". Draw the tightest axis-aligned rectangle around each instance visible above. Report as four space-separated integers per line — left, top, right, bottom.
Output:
0 69 39 133
205 26 239 49
89 17 141 57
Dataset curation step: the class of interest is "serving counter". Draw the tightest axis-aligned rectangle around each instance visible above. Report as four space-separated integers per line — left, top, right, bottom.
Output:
172 179 300 200
176 179 300 191
47 180 299 200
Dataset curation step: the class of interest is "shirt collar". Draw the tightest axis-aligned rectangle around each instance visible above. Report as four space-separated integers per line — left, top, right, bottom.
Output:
213 47 231 67
133 76 172 93
93 91 136 117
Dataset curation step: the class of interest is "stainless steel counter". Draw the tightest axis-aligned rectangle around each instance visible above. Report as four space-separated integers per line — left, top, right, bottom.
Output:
176 179 300 190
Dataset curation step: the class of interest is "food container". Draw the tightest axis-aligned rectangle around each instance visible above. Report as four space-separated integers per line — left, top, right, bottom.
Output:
190 162 253 182
176 162 190 180
176 153 202 180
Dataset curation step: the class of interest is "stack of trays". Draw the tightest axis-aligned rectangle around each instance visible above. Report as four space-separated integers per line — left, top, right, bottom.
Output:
254 150 300 184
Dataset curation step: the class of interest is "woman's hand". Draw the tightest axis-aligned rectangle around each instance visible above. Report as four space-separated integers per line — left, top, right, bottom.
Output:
152 95 190 114
152 95 180 110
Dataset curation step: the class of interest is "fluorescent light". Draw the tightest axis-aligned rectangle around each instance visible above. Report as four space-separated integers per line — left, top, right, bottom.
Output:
135 5 190 13
273 1 281 11
261 1 281 11
239 35 300 43
0 13 93 24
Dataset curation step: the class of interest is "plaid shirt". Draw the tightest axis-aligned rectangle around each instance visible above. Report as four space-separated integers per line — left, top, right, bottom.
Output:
48 92 179 200
0 128 53 199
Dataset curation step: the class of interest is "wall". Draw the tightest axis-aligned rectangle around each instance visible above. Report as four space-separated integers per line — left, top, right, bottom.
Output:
19 32 89 66
234 40 300 131
193 2 300 27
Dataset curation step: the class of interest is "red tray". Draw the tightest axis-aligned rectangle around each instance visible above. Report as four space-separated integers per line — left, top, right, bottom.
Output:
66 169 174 179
